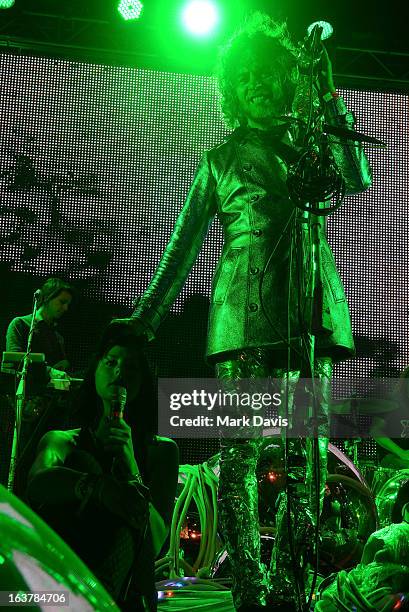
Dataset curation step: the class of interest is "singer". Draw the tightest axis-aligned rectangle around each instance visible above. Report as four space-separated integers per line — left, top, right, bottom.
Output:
26 326 179 611
114 13 371 611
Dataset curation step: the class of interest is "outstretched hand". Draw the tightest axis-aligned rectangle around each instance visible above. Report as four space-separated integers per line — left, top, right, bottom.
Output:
298 28 336 95
109 317 149 340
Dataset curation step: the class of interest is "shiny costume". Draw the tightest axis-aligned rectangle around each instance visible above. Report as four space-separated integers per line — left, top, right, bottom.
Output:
133 96 371 362
132 95 371 608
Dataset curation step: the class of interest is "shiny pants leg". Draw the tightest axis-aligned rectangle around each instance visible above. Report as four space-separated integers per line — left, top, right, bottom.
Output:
269 356 333 605
216 349 272 609
216 350 332 609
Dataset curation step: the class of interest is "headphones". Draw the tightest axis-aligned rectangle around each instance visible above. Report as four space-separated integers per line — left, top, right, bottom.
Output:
36 278 73 306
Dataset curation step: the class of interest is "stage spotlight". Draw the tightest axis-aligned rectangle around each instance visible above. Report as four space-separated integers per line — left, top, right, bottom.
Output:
307 20 334 41
0 0 15 8
181 0 219 37
118 0 143 21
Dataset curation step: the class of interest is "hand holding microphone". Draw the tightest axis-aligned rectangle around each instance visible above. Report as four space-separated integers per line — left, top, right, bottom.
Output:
297 23 336 94
97 386 140 478
110 385 127 421
297 24 324 74
88 386 150 527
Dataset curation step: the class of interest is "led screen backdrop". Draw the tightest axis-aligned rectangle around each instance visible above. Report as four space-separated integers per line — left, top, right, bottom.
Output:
0 53 407 381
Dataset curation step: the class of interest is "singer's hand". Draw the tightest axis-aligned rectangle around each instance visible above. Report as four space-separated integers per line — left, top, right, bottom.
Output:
318 44 336 94
298 24 323 73
96 417 138 477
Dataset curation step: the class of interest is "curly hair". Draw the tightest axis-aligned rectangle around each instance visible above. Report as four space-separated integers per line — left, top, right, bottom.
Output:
216 12 298 129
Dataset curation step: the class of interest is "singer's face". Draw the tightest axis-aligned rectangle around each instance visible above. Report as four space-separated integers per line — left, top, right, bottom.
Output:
234 51 287 129
95 345 142 405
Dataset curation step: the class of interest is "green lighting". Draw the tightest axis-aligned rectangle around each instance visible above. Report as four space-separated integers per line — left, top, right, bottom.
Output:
118 0 143 21
0 0 15 8
181 0 219 37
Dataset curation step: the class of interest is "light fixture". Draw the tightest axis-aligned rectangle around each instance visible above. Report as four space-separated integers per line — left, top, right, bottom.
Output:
118 0 143 21
0 0 15 9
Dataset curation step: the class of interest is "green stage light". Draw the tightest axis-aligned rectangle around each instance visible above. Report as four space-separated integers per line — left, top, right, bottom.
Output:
118 0 143 21
181 0 219 37
0 0 15 8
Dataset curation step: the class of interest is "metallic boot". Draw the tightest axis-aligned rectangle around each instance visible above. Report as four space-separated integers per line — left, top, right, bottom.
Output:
216 349 272 610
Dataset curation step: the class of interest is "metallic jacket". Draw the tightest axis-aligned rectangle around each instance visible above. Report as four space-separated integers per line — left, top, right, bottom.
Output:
133 97 372 364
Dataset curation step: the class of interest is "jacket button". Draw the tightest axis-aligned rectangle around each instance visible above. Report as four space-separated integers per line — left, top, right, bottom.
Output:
250 194 260 202
243 163 253 171
253 229 262 237
250 267 259 275
249 303 258 312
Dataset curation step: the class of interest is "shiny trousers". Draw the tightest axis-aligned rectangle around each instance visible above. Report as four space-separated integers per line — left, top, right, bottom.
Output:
215 348 332 609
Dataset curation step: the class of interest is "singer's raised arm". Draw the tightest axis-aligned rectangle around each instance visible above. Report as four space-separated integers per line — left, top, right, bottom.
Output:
319 45 372 195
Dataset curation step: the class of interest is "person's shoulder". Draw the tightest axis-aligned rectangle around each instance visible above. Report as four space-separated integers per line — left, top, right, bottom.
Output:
151 435 178 449
7 314 31 329
208 129 238 154
38 428 80 452
149 436 179 460
204 130 240 173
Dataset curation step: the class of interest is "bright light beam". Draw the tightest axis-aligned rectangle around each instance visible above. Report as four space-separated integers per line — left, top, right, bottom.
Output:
181 0 220 37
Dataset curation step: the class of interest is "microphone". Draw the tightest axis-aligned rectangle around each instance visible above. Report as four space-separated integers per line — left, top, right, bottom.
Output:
34 289 42 301
298 24 323 73
110 386 127 421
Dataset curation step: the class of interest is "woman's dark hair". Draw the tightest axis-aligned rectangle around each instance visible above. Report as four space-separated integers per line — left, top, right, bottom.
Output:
216 12 298 129
74 323 158 446
38 277 74 306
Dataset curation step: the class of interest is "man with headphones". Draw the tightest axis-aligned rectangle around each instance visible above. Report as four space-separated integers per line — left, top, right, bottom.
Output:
6 277 73 379
4 278 74 495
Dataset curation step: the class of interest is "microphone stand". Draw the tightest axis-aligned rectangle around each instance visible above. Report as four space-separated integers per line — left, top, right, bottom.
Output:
287 25 345 610
7 291 40 492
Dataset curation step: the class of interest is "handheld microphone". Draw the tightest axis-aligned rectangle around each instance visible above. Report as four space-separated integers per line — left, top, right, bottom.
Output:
34 289 42 301
110 386 127 421
297 24 323 73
